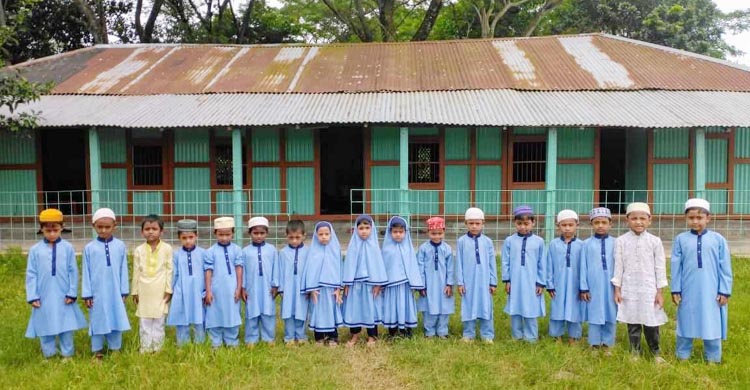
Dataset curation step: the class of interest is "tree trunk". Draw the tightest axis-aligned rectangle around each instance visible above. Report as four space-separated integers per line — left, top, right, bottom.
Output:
237 0 255 44
142 0 165 43
412 0 444 41
378 0 395 42
74 0 107 44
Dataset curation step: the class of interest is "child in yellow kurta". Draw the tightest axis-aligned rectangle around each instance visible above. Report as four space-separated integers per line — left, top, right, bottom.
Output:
132 214 173 353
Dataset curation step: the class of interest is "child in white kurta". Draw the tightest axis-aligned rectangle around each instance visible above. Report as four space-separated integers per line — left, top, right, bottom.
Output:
612 202 668 361
132 215 173 353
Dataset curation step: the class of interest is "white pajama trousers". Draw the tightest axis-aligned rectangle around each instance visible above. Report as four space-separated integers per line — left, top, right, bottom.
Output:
139 317 165 352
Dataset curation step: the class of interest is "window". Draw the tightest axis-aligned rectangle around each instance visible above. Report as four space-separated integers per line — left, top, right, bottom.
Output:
409 141 439 183
214 144 247 186
133 144 163 186
512 141 546 183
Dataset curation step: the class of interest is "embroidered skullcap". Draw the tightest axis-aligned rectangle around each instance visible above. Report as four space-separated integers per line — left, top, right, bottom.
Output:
248 216 270 230
39 208 63 223
513 205 534 218
685 198 710 213
556 209 579 223
464 207 485 221
176 219 198 232
626 202 651 216
589 207 612 221
92 208 116 223
213 216 235 230
426 217 446 230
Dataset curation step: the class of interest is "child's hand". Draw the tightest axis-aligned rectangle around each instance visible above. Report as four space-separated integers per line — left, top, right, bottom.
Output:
122 296 128 304
234 288 242 303
671 293 681 306
547 290 556 299
580 292 591 302
444 285 453 297
64 297 75 305
373 285 382 298
654 292 664 309
504 283 510 295
132 295 139 305
717 295 729 306
271 287 279 299
310 290 319 304
489 286 496 295
164 293 172 304
419 289 427 297
204 291 213 306
334 289 343 305
240 288 247 303
535 286 543 296
458 286 466 296
344 285 350 297
85 298 94 308
614 289 623 305
31 300 41 308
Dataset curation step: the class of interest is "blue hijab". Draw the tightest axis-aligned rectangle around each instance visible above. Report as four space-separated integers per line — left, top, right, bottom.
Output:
342 215 388 286
382 216 424 289
302 221 342 292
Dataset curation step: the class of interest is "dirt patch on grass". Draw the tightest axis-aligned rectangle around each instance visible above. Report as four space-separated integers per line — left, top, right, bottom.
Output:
343 343 408 389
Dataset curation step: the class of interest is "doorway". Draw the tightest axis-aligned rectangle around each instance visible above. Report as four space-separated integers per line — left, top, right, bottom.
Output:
41 129 87 215
319 127 364 214
599 128 627 214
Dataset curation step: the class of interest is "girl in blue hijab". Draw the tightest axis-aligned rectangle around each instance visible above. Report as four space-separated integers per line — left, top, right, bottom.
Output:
301 221 343 346
381 216 424 338
342 215 388 346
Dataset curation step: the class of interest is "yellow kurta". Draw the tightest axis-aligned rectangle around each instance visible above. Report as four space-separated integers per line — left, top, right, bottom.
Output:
132 241 174 318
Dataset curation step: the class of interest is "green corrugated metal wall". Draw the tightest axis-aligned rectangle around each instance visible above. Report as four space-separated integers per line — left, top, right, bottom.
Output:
252 128 280 162
252 167 281 214
410 191 439 214
0 131 36 164
734 164 750 214
653 164 689 214
511 190 546 214
475 166 501 214
100 168 128 216
558 128 595 159
174 168 211 215
370 166 399 214
0 170 37 215
100 129 126 164
371 127 399 161
736 128 750 158
174 129 209 162
476 127 502 160
287 167 315 215
133 191 163 216
285 129 314 162
444 165 470 215
445 128 470 160
706 138 727 184
217 191 248 215
706 189 728 214
514 127 546 135
410 127 439 136
654 128 689 158
557 164 594 214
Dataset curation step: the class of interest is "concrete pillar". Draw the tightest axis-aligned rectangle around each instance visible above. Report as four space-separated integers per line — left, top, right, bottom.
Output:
694 127 706 199
232 128 244 245
399 127 410 221
545 127 558 242
88 127 101 213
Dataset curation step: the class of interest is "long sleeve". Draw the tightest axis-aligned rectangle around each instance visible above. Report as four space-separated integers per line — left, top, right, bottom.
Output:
545 246 555 291
611 238 624 287
25 250 39 303
446 249 455 286
131 248 141 296
653 237 668 289
66 245 78 299
718 237 733 297
164 246 174 294
487 241 497 287
579 246 589 292
536 242 546 287
120 247 129 296
203 249 214 271
171 253 180 291
82 248 92 299
670 237 683 294
417 246 427 288
271 251 280 288
501 239 510 283
455 239 464 286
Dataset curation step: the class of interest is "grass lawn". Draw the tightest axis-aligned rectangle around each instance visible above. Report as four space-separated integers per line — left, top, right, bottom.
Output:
0 248 747 389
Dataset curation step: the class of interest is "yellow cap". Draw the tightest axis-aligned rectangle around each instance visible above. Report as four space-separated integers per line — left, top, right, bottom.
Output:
39 208 64 223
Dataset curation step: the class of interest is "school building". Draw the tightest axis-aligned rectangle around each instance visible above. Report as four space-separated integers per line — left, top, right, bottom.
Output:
2 33 750 250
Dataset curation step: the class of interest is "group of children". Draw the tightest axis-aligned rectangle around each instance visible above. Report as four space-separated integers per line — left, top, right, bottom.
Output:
25 198 732 364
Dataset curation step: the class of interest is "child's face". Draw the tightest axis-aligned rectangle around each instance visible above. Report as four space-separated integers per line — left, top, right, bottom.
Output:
357 223 371 240
626 211 651 234
557 219 578 238
514 217 535 235
286 230 305 247
41 223 62 243
250 227 268 244
591 217 611 236
215 228 234 245
686 209 710 233
390 226 405 242
428 229 444 243
465 219 483 235
317 226 331 245
141 221 162 243
93 218 116 240
179 231 197 249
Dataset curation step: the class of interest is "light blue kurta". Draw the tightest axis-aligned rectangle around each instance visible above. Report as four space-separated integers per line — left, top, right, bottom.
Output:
502 233 546 318
167 246 207 327
279 244 309 321
671 230 732 340
243 242 279 319
203 242 243 329
301 222 343 332
580 234 617 325
456 233 496 321
417 240 455 315
25 238 87 338
82 237 131 335
546 236 584 323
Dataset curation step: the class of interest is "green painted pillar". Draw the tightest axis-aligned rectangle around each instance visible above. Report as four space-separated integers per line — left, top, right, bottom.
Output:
399 127 410 220
232 128 244 245
545 127 558 243
694 127 706 199
88 127 101 214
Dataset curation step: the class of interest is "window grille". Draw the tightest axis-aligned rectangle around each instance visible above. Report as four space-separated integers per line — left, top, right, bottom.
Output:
215 144 247 186
513 141 546 183
409 142 440 183
133 145 163 186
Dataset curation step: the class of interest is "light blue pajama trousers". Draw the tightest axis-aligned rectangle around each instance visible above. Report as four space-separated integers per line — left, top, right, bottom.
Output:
511 315 538 342
677 336 722 363
40 331 75 357
424 314 450 337
549 320 582 339
462 318 494 340
244 315 276 344
284 319 307 342
587 322 616 347
91 331 122 352
207 326 240 347
176 324 206 346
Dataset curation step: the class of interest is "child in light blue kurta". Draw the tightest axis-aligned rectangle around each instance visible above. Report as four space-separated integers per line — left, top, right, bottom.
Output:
83 208 130 358
546 210 584 342
279 220 309 344
671 198 733 363
580 207 617 351
502 205 546 342
25 209 87 359
204 217 244 348
457 208 496 342
242 216 280 345
382 216 424 338
302 221 343 345
417 217 454 339
167 219 207 346
343 215 388 346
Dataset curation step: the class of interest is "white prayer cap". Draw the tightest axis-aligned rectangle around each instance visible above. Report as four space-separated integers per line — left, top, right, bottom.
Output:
248 216 269 230
589 207 612 220
213 216 235 230
626 202 651 216
92 208 116 223
556 209 578 223
464 207 485 221
685 198 710 213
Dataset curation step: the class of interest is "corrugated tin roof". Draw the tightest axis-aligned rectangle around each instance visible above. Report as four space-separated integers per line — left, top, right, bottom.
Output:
15 90 750 128
10 34 750 95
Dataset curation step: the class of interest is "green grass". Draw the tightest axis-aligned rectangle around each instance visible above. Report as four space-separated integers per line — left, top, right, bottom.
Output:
1 249 748 389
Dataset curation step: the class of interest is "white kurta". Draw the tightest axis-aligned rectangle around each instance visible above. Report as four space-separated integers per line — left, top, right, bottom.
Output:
611 231 668 326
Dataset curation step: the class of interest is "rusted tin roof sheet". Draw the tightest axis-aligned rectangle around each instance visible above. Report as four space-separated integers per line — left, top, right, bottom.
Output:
10 34 750 95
